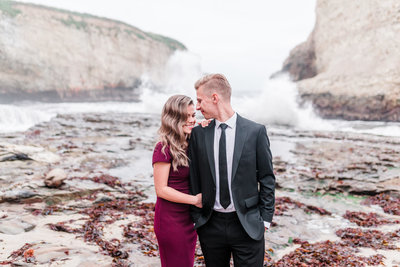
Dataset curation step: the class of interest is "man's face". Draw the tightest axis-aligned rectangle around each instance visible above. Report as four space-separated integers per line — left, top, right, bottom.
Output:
196 86 215 119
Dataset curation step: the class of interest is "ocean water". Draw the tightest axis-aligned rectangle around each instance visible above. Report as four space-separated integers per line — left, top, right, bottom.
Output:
1 51 400 137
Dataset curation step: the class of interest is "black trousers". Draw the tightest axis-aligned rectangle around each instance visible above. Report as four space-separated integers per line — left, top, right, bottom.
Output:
197 211 265 267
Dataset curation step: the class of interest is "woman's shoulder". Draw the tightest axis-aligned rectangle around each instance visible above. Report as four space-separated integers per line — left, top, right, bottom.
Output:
154 141 170 152
152 142 171 164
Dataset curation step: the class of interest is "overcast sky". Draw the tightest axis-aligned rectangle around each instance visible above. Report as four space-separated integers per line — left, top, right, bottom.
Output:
16 0 316 91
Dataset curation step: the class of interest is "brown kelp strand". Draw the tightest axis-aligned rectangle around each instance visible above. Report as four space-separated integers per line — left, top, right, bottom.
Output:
119 202 208 265
343 211 400 227
0 243 35 265
194 243 206 266
336 227 400 250
275 197 331 216
122 203 157 257
362 193 400 215
42 181 149 265
111 259 132 267
92 174 122 188
70 174 123 188
47 222 81 234
23 249 35 263
77 197 150 261
32 205 67 216
273 240 385 267
263 250 274 267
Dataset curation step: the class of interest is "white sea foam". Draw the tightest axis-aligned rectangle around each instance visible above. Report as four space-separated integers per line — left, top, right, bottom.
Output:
234 74 400 137
234 74 334 131
0 104 55 133
1 51 400 137
135 51 202 114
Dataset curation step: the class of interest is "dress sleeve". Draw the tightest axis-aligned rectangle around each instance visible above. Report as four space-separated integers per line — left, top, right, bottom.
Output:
152 142 172 165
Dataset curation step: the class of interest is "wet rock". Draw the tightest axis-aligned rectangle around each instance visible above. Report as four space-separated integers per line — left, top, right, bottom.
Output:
341 181 378 194
93 194 113 204
0 142 60 163
33 246 70 264
0 219 35 235
29 151 60 163
78 261 114 267
275 131 400 194
280 35 316 81
0 190 38 203
0 153 32 162
44 168 67 188
299 93 400 122
65 179 115 192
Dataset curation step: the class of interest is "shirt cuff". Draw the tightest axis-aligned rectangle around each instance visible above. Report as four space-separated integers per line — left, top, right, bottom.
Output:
264 221 271 229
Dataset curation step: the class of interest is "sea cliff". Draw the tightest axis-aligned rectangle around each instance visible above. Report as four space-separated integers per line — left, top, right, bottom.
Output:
283 0 400 121
0 1 185 102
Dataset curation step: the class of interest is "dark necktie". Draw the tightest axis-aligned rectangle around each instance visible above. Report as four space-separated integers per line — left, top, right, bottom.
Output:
219 123 231 209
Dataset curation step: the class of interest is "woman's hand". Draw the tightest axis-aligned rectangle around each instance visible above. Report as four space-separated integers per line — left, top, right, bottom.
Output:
198 119 212 128
193 193 202 208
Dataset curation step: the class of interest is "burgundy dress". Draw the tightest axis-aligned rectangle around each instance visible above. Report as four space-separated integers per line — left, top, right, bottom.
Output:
152 142 197 267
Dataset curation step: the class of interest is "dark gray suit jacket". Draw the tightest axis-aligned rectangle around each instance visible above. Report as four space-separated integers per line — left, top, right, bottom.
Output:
189 114 275 240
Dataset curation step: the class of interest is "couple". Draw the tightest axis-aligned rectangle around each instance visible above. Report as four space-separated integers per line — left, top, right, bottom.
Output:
152 74 275 267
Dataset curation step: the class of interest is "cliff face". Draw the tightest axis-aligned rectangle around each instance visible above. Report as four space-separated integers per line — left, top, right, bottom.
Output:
0 1 185 102
283 0 400 121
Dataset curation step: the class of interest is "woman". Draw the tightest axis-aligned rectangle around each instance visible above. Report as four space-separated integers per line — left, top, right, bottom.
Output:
152 95 202 267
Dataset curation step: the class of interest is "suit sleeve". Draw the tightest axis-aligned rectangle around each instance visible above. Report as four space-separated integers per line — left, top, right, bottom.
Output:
188 129 201 223
256 126 275 223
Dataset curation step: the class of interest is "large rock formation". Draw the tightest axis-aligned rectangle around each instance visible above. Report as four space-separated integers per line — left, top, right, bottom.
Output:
283 0 400 121
0 1 185 102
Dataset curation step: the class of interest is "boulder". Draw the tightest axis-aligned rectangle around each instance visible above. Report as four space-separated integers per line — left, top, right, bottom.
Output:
44 168 67 188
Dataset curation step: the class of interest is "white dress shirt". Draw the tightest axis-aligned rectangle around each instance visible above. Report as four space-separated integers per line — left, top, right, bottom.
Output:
213 112 237 212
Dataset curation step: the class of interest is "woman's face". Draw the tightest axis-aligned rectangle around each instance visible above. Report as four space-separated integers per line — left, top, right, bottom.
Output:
183 104 196 134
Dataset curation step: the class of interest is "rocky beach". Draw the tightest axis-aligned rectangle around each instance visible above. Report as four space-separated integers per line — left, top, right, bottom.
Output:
1 112 399 266
1 0 400 266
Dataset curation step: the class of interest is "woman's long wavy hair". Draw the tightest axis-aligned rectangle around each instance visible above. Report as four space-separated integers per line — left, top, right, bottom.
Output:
158 95 194 171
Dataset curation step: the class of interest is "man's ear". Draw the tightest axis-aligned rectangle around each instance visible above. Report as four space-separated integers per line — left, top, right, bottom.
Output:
212 93 219 103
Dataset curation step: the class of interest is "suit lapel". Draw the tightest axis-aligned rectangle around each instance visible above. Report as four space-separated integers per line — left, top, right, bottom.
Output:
205 120 216 185
232 114 247 182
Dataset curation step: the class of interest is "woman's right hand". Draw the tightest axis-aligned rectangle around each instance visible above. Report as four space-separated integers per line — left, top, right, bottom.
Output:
193 193 202 208
198 119 212 128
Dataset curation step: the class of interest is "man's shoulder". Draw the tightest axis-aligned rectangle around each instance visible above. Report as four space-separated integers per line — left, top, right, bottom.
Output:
192 120 215 134
191 124 202 135
237 115 264 129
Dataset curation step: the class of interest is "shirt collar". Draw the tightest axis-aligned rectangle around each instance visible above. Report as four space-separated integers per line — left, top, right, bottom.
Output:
215 112 237 129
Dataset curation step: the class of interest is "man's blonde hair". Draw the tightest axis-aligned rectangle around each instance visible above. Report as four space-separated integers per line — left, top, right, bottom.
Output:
194 74 232 100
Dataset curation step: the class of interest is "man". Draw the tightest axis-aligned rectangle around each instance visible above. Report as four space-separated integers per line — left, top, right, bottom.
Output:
189 73 275 267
